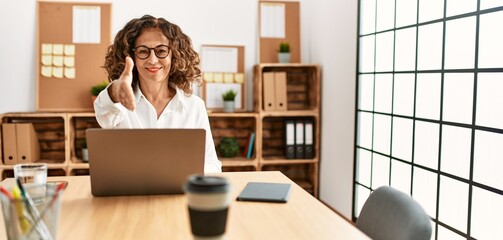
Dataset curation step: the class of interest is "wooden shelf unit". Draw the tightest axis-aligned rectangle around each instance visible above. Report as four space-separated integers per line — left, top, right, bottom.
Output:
0 64 321 196
253 64 321 197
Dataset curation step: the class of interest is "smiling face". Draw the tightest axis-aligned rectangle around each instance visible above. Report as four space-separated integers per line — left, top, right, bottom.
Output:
134 28 172 85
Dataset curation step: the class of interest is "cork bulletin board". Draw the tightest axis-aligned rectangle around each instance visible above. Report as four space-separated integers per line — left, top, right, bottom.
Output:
36 1 111 111
258 0 300 63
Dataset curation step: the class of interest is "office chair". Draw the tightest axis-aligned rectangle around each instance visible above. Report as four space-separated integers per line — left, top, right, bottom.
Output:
355 186 432 240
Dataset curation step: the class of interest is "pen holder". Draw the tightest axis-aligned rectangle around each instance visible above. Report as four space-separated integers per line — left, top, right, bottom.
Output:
0 184 64 240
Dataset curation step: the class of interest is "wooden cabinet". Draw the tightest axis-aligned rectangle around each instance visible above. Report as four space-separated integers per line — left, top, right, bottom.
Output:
0 64 321 196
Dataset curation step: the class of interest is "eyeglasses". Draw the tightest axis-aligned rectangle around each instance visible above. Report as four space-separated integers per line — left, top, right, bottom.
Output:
133 45 170 60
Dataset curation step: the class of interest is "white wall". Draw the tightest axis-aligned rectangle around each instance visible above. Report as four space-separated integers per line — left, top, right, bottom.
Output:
308 0 358 218
0 0 358 219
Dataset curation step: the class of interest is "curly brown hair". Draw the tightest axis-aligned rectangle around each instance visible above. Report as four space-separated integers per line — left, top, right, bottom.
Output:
103 15 201 95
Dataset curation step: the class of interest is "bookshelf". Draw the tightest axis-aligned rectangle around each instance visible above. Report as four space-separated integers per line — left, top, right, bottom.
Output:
0 64 321 196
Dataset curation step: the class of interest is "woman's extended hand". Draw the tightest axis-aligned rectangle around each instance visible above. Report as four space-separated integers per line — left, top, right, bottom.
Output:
109 56 136 111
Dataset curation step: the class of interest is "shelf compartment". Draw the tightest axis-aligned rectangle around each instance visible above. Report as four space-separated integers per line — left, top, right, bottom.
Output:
261 163 316 195
70 116 100 162
256 65 320 111
1 115 66 164
210 116 257 160
69 167 90 176
262 116 316 160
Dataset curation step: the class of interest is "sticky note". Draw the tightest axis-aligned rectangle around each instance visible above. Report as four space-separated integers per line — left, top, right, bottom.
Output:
64 67 76 79
224 73 234 83
41 44 53 54
52 56 63 67
203 72 214 82
214 73 223 83
52 67 63 78
64 44 75 56
53 44 64 55
41 66 52 77
64 56 75 67
41 55 52 66
234 73 244 83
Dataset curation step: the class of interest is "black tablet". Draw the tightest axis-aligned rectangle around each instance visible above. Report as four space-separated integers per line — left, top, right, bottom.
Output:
236 182 292 203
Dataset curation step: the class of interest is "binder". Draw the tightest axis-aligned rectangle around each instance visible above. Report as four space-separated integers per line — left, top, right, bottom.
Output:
16 123 40 163
285 120 295 159
304 120 314 159
295 120 305 159
263 72 276 111
2 123 18 165
274 72 288 111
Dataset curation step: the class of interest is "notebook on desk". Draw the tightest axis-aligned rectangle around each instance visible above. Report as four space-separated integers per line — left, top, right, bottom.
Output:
86 128 206 197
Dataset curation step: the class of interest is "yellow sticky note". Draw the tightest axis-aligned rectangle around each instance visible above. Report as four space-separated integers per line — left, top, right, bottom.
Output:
64 56 75 67
52 67 63 78
203 72 214 82
41 55 52 66
41 44 53 54
223 73 234 83
64 44 75 56
41 66 52 77
52 56 63 67
214 73 223 83
64 67 76 79
234 73 244 83
53 44 64 55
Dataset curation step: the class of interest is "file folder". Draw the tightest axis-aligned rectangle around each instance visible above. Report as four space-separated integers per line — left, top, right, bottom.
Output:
295 120 305 159
285 120 295 159
304 120 314 159
2 123 18 165
263 72 276 111
274 72 288 111
16 123 40 163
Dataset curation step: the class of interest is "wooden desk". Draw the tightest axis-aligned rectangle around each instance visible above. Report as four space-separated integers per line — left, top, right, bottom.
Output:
0 171 369 239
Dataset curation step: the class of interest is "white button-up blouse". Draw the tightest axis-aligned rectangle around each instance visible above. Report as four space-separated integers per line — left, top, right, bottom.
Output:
93 83 222 173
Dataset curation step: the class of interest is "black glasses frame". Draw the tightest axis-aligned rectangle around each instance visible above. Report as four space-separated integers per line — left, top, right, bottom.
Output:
132 45 170 60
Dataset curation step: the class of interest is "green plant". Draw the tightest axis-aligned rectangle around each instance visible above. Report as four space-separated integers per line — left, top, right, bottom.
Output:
279 42 290 53
218 137 240 158
222 89 237 101
90 81 109 96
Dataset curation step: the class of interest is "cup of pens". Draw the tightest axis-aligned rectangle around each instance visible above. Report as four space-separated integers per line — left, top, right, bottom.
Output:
0 182 65 240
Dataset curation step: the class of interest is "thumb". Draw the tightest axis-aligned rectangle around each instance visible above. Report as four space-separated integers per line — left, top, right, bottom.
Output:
121 56 135 81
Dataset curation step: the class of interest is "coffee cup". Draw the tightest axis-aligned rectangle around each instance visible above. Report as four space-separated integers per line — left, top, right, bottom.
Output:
184 175 231 238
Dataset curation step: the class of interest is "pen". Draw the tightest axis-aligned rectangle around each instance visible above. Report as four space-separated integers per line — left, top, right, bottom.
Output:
11 186 31 233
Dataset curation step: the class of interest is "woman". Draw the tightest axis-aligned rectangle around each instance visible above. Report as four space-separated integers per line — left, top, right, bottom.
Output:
94 15 221 173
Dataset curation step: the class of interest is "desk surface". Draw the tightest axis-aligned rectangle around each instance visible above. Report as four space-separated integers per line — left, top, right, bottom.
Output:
0 171 369 240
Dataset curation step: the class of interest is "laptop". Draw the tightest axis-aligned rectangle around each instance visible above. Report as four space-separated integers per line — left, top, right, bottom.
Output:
86 128 206 196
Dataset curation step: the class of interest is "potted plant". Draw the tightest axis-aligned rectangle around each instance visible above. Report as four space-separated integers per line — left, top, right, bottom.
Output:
218 137 240 158
222 89 237 113
278 42 291 63
78 138 89 162
90 81 109 102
